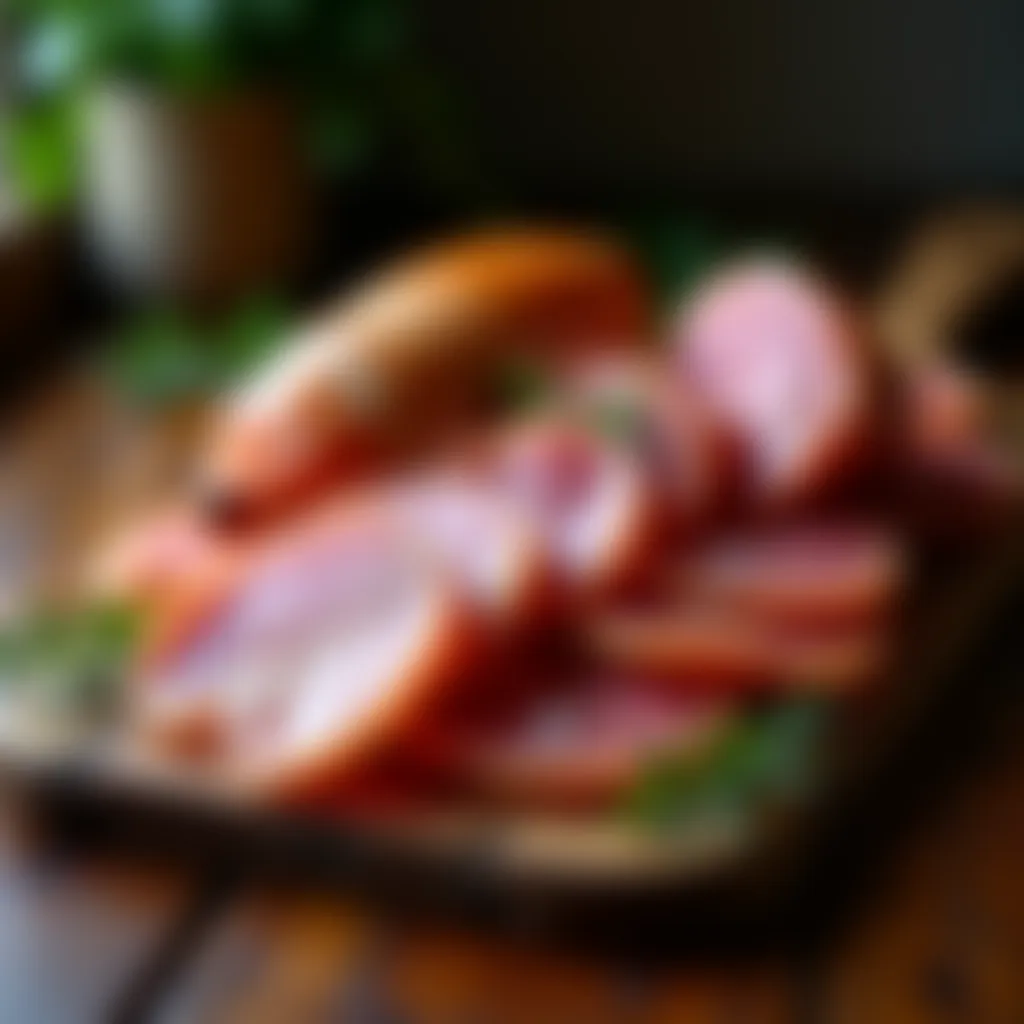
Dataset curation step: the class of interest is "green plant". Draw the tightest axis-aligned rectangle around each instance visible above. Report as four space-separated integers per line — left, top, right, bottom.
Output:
5 0 488 210
3 97 77 212
14 0 378 96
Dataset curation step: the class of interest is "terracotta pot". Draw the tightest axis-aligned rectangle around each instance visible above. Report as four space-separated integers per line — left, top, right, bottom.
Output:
82 84 313 304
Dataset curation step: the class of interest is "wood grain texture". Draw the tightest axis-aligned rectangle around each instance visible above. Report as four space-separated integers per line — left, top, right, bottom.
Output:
823 705 1024 1024
0 790 196 1024
151 896 797 1024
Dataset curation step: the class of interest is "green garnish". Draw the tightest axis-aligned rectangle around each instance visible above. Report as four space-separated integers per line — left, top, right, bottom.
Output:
0 603 140 713
624 698 828 833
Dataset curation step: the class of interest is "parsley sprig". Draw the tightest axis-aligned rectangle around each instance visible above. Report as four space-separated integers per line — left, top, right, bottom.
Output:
625 699 828 834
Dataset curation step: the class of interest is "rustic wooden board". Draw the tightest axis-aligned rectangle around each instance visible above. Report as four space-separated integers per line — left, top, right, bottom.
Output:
2 367 1024 952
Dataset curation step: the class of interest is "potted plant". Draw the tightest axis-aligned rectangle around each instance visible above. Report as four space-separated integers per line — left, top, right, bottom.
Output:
8 0 388 303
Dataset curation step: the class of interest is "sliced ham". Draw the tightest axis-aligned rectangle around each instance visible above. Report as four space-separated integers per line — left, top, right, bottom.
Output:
588 603 890 691
475 419 657 599
562 354 734 529
679 524 905 629
88 506 234 613
769 622 891 690
198 228 648 527
422 673 732 809
900 361 988 460
134 506 476 800
366 477 553 634
893 361 1020 536
893 443 1020 539
675 259 875 508
588 604 780 687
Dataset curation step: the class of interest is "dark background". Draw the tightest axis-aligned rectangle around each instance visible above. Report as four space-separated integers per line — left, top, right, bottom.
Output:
419 0 1024 198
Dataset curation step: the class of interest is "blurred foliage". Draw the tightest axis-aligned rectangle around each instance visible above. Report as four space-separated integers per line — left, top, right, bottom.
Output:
102 293 291 404
12 0 396 96
625 698 828 833
2 97 78 212
624 214 799 308
624 215 726 305
0 603 139 712
5 0 489 207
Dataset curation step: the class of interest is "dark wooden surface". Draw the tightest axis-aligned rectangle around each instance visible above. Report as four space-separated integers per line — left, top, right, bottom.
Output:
2 687 1023 1024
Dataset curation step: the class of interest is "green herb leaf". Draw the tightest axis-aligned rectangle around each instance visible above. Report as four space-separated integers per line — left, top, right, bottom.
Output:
4 99 78 212
624 698 828 834
0 603 141 712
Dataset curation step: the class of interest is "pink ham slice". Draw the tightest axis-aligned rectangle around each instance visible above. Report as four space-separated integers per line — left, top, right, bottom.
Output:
367 477 553 635
88 506 233 612
680 523 905 629
894 361 1020 536
134 506 474 800
588 603 890 691
675 259 874 508
475 419 656 599
588 603 780 687
768 621 891 690
562 354 734 529
900 361 988 460
424 673 732 809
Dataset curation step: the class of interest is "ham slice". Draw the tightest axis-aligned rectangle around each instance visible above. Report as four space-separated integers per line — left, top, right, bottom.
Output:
562 354 734 529
366 477 553 634
476 419 656 599
422 673 732 809
893 361 1020 536
88 506 233 613
679 524 905 629
675 259 874 508
134 506 475 800
900 361 987 460
588 603 890 691
198 229 648 526
588 603 781 687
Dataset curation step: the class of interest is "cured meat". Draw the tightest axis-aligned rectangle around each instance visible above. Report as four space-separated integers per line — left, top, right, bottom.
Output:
367 477 553 634
679 524 904 629
88 506 234 612
893 361 1020 536
424 673 732 809
675 259 875 508
769 622 891 690
134 506 476 799
475 419 657 599
900 361 987 460
198 228 649 527
587 604 779 687
562 354 734 529
588 603 890 691
894 442 1020 539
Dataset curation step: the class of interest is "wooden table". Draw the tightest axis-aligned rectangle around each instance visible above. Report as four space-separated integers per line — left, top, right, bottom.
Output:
2 684 1022 1024
3 372 1024 1023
